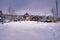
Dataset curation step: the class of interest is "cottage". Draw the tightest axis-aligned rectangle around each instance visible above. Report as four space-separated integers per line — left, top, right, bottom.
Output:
22 12 31 21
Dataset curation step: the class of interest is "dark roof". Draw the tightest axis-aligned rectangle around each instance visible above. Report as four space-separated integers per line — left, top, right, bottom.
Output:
24 12 29 16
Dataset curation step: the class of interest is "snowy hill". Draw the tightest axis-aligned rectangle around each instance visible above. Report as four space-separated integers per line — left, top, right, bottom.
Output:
0 21 60 40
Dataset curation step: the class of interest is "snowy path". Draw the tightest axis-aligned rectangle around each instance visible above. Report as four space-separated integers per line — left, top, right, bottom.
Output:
0 21 60 40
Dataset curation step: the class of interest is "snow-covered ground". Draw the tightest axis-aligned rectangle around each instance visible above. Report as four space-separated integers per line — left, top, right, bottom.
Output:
0 21 60 40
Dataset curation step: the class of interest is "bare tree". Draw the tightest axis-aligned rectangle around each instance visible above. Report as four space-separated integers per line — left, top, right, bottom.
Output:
51 8 57 22
51 8 55 17
8 7 15 15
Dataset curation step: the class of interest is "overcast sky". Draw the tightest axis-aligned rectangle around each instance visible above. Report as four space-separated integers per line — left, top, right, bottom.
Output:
0 0 60 17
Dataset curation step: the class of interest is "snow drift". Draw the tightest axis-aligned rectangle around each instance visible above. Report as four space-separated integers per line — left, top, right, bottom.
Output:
0 21 60 40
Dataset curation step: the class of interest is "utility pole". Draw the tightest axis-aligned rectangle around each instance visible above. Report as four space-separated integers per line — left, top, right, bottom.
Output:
56 0 58 21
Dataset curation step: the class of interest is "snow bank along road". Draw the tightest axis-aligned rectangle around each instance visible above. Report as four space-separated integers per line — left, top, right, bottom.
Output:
0 21 60 40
